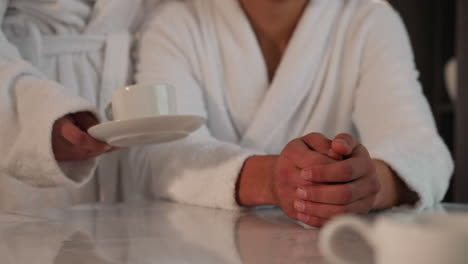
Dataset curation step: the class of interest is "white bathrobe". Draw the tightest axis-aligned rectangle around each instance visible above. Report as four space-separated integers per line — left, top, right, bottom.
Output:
0 0 145 211
133 0 454 210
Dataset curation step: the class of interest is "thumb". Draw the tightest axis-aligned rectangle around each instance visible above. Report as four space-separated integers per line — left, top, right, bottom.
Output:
331 133 359 156
71 112 100 131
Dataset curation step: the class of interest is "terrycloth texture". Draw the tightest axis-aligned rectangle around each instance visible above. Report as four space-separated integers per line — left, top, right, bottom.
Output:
0 0 144 211
134 0 454 210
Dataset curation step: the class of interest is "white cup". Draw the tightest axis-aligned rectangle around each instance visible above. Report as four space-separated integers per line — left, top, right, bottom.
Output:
105 84 177 121
319 214 468 264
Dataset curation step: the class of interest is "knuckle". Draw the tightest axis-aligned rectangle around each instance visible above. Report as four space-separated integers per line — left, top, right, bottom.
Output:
305 155 329 169
299 200 310 213
296 156 309 168
311 155 329 165
282 143 296 160
296 187 314 200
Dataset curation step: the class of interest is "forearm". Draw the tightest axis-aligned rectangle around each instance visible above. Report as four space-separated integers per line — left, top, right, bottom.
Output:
373 159 418 209
236 155 278 207
1 76 97 187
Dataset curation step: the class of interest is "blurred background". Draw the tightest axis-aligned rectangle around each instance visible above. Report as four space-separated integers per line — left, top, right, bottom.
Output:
387 0 466 203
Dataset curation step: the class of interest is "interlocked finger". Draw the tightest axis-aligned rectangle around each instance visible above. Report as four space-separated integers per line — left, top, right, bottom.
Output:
294 195 376 220
331 133 359 156
282 139 337 169
296 175 380 205
303 144 374 183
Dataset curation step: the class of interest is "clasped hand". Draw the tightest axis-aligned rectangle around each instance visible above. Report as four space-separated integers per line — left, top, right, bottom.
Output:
273 133 380 227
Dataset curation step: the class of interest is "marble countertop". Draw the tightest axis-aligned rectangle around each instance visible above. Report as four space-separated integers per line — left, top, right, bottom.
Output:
0 201 466 264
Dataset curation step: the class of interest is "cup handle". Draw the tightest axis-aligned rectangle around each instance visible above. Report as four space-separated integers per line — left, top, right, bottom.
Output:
319 216 376 264
104 102 113 121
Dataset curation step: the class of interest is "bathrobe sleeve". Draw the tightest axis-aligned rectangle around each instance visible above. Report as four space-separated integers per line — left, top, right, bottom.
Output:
0 1 98 187
353 3 454 209
133 3 261 210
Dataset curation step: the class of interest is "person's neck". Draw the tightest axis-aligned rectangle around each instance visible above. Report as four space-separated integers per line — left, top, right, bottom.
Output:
240 0 308 48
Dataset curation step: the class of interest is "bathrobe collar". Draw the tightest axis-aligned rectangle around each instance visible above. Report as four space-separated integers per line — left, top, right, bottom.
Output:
214 0 342 150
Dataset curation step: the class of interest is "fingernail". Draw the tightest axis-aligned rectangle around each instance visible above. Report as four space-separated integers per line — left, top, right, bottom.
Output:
301 169 313 180
294 200 305 212
296 188 307 199
336 138 348 147
297 213 309 223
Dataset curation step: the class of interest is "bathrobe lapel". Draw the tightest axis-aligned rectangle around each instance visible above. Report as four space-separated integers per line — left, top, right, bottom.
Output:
234 0 342 151
212 0 269 139
86 0 141 35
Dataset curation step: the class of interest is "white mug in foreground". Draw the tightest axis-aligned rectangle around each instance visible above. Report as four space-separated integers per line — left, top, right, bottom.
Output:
105 84 177 121
319 214 468 264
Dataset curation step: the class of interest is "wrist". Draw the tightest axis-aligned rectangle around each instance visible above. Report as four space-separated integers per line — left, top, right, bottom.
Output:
373 159 418 209
236 155 278 207
373 159 400 209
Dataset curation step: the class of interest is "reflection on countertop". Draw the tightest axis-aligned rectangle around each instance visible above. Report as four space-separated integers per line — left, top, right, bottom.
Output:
0 201 325 264
0 201 462 264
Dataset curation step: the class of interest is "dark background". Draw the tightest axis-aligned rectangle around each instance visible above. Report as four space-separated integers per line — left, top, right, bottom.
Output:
387 0 459 202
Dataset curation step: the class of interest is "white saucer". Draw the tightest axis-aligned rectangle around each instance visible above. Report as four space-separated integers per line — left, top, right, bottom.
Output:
87 115 205 147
